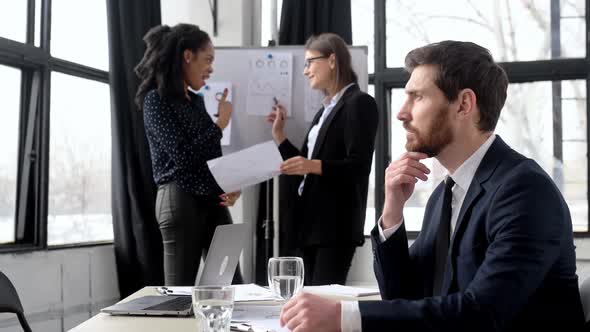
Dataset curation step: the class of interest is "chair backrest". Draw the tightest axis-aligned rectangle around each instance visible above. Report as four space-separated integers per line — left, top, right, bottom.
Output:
0 271 32 332
581 274 590 324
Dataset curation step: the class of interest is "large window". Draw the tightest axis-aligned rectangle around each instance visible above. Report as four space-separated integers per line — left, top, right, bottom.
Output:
363 0 590 235
0 66 21 244
0 0 112 250
51 0 109 70
260 0 283 46
364 85 377 235
391 81 588 232
48 73 112 245
499 81 588 232
386 0 585 67
352 0 375 73
0 1 27 43
352 1 378 235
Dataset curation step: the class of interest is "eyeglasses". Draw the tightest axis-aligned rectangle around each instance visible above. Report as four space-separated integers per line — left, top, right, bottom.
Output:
303 55 329 69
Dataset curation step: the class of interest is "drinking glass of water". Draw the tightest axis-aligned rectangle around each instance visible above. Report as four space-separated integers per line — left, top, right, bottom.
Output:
267 256 304 300
192 286 234 332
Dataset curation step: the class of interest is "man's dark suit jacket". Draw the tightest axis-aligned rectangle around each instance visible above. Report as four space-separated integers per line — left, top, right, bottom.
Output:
359 136 585 331
278 84 378 247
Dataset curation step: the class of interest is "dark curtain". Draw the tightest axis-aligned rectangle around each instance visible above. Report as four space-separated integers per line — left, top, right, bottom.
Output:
255 181 272 285
106 0 163 298
278 0 352 45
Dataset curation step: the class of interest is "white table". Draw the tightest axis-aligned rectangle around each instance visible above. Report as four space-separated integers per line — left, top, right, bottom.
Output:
70 286 380 332
70 287 196 332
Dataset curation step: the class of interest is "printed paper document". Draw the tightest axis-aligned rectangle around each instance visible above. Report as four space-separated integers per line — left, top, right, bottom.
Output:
207 141 283 193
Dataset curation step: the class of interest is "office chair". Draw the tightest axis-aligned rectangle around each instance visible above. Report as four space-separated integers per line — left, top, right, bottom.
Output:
0 271 32 332
581 274 590 326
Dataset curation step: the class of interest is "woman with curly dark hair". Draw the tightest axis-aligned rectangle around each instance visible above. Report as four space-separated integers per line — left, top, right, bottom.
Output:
135 23 241 286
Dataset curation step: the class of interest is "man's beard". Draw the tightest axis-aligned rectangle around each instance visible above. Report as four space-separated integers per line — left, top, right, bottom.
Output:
403 105 453 158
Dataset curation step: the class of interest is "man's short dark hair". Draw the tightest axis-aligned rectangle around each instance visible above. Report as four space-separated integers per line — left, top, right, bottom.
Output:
405 41 508 132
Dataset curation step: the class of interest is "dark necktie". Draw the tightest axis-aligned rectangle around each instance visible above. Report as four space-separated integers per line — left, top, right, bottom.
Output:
433 176 455 296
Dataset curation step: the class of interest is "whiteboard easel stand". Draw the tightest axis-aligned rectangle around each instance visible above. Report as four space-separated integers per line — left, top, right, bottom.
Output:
263 178 274 269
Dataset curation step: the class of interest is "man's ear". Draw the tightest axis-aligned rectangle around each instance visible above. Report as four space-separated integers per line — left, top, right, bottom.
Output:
329 53 336 70
457 88 477 117
183 49 193 64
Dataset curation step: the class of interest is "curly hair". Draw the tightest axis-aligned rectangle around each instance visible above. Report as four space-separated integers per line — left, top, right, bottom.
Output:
135 23 211 111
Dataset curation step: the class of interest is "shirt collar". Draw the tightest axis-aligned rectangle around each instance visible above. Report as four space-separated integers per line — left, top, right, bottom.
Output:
448 134 496 192
321 83 355 109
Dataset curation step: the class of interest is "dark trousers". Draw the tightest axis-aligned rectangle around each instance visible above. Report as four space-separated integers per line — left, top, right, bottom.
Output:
155 182 243 286
301 246 356 285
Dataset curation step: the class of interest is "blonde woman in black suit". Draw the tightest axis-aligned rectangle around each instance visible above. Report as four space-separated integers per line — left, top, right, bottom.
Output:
267 33 378 285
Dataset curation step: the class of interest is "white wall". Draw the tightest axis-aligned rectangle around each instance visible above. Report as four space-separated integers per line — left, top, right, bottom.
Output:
0 246 119 332
0 187 258 332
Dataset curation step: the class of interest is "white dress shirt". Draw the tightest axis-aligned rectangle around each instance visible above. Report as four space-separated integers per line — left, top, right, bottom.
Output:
340 134 497 332
298 83 356 195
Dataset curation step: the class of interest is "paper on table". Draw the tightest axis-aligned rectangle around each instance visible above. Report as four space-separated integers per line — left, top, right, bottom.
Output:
232 304 281 321
233 284 282 302
303 284 380 297
155 284 282 303
232 304 288 332
207 141 283 193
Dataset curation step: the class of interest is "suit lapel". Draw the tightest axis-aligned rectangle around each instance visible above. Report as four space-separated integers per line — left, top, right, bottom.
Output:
310 85 359 159
440 136 507 295
302 107 325 156
451 136 507 246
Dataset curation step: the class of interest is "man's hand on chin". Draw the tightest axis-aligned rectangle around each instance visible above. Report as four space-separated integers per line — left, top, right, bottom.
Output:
279 292 341 332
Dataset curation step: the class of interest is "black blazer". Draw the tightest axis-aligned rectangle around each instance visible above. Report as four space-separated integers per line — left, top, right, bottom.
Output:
278 84 378 247
359 136 585 331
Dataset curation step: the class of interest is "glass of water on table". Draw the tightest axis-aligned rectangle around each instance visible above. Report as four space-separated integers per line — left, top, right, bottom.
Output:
268 257 305 300
192 286 234 332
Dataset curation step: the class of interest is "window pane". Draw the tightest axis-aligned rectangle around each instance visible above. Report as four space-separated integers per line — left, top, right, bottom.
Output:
352 0 375 73
51 0 109 70
497 80 588 232
386 0 586 67
561 17 585 58
364 86 376 235
0 1 26 42
561 0 584 17
48 72 112 245
34 0 41 47
0 66 21 244
261 0 283 46
390 80 588 233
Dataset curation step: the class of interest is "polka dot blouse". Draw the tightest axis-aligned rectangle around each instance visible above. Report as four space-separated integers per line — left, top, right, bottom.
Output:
143 89 224 198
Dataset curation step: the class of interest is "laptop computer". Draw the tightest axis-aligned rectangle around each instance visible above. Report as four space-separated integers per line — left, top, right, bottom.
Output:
101 223 249 316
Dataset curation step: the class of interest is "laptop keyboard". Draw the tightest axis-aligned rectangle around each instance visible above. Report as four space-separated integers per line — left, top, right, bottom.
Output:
144 296 192 311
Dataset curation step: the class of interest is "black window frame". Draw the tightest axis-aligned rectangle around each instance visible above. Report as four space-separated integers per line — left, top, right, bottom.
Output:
369 0 590 238
0 0 111 252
